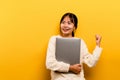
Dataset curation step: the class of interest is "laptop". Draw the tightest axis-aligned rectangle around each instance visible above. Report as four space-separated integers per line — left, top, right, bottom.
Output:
55 37 81 65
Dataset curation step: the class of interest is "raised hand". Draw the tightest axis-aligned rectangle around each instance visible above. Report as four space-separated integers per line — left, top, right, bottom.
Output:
95 34 102 47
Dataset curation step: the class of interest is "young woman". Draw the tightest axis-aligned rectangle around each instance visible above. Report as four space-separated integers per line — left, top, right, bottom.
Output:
46 12 102 80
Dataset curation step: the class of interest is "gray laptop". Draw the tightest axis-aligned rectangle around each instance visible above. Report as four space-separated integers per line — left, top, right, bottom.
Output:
55 38 81 65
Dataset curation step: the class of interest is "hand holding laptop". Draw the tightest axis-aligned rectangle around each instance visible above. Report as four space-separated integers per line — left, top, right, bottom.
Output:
69 64 81 74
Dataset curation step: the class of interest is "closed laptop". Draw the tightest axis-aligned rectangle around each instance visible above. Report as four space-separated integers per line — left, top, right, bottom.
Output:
55 38 81 65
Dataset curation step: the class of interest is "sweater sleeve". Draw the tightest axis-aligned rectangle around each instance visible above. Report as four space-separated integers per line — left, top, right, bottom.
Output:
46 36 70 72
81 39 103 67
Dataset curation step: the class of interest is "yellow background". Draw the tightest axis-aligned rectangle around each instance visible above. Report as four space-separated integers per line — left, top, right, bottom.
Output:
0 0 120 80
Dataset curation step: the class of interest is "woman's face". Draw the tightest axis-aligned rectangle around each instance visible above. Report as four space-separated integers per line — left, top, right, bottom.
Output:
60 16 75 37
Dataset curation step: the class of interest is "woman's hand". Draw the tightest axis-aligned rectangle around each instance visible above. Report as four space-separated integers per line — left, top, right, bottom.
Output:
69 64 81 74
95 34 102 47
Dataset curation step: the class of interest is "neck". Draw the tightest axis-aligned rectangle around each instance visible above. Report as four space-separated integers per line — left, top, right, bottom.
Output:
60 33 73 38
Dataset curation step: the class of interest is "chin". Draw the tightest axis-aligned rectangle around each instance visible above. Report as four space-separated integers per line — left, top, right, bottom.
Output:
61 31 68 33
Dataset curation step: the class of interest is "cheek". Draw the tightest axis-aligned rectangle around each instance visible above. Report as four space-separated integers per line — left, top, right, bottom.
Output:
70 28 74 32
60 25 63 31
60 24 63 28
69 25 74 30
60 26 62 30
60 25 64 30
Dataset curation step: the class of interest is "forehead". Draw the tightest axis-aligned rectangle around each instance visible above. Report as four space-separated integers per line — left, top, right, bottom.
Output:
63 16 71 21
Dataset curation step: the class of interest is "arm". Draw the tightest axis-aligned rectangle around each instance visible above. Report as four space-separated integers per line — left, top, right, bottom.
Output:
46 36 70 72
82 35 103 67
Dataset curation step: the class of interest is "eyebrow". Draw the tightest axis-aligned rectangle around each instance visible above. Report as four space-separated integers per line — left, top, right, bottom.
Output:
62 20 72 22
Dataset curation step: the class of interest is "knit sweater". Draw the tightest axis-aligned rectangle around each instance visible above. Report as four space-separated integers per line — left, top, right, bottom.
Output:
46 35 102 80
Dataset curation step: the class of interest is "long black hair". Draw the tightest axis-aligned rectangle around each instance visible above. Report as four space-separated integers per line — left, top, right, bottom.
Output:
60 12 78 37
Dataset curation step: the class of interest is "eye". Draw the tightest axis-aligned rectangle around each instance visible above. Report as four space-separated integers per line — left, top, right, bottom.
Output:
61 21 65 24
68 21 72 25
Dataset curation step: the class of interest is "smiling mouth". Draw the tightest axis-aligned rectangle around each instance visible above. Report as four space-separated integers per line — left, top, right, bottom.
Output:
63 28 70 32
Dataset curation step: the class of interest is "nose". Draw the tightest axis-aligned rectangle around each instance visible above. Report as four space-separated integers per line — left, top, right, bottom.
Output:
63 22 68 27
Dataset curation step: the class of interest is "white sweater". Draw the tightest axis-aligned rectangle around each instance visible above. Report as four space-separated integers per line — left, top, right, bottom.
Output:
46 35 102 80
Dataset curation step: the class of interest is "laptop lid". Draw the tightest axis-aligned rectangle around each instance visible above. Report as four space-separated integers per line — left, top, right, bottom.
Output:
55 38 81 65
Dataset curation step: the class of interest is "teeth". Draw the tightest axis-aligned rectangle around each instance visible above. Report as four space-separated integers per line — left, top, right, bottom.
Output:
64 29 68 31
64 28 69 30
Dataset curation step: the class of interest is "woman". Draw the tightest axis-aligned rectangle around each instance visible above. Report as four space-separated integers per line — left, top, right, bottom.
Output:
46 12 102 80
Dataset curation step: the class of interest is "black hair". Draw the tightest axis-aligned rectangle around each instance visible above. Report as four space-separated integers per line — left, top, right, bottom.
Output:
60 12 78 37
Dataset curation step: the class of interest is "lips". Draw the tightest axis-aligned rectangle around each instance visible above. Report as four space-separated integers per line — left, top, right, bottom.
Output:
62 28 70 32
